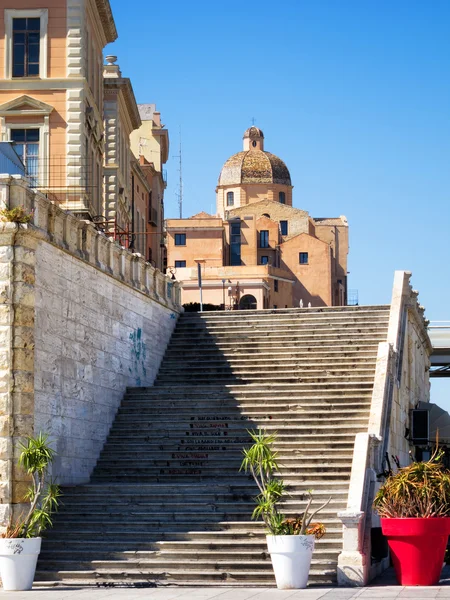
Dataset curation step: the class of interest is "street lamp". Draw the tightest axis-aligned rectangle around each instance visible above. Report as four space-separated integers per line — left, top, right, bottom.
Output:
222 279 226 310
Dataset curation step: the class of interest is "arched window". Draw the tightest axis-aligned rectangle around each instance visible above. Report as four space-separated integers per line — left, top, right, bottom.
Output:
279 191 286 204
227 191 234 206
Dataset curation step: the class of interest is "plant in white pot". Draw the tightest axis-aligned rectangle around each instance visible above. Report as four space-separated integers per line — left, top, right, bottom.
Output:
0 433 61 591
240 429 330 589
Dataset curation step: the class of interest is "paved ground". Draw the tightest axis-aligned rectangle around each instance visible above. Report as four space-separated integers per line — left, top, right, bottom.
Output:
3 570 450 600
1 586 450 600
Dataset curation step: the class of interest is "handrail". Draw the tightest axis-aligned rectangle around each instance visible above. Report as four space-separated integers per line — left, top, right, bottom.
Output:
337 271 410 587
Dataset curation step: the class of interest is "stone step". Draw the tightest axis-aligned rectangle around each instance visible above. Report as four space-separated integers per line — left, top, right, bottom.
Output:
153 380 375 390
40 538 341 551
116 406 371 418
90 474 351 483
52 509 342 524
169 331 387 343
39 546 340 570
156 367 376 379
99 440 357 451
180 305 389 319
160 355 378 367
38 556 339 573
163 347 380 359
46 521 342 535
107 421 369 434
55 500 346 514
124 388 374 399
167 334 387 348
97 449 354 460
103 434 361 446
34 569 336 586
95 458 354 470
174 319 389 333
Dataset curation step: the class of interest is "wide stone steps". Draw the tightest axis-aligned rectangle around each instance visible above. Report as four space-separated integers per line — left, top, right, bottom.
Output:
37 306 390 587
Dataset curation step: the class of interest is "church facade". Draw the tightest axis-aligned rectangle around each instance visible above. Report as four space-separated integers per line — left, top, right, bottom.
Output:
166 127 349 309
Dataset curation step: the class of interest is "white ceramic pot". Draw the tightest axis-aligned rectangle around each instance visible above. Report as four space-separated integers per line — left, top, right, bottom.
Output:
266 534 314 589
0 537 41 591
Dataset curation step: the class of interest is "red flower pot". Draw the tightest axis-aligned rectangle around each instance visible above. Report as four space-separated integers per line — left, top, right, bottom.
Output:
381 517 450 586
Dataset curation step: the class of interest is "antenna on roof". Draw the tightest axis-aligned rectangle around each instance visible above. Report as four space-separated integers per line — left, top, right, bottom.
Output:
173 127 183 218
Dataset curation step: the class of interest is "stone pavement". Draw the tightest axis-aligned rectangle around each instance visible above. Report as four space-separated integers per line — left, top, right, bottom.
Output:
2 570 450 600
2 584 450 600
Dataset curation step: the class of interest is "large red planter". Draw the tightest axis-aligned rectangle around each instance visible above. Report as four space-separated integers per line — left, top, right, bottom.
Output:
381 517 450 586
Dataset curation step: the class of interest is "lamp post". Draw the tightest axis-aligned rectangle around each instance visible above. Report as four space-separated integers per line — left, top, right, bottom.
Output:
222 279 226 310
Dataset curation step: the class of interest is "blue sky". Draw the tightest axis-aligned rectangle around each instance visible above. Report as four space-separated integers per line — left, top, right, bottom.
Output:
107 0 450 407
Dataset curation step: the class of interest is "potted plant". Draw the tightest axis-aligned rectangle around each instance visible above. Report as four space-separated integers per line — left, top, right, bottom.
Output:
373 449 450 586
0 433 61 591
240 429 330 589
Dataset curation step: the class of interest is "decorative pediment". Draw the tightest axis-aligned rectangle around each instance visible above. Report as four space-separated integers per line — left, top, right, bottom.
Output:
0 95 54 117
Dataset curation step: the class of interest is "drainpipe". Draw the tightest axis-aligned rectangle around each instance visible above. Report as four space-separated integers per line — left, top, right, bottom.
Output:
130 173 135 250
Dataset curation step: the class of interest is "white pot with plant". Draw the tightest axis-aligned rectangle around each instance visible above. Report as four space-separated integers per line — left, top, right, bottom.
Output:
240 429 330 589
0 433 61 591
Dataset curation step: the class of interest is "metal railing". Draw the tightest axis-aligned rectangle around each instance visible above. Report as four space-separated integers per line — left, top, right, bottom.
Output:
428 322 450 349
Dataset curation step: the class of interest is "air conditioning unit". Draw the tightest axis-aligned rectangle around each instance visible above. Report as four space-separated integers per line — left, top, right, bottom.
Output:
411 409 429 444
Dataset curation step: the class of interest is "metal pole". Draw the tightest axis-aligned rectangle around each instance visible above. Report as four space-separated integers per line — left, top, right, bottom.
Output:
197 262 203 312
222 279 226 310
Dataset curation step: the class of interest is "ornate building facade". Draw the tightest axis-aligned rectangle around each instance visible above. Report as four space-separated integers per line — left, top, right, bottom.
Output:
0 1 168 270
166 127 349 309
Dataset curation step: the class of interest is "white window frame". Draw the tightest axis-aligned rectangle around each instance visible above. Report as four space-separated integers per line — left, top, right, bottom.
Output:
5 9 49 80
5 121 50 187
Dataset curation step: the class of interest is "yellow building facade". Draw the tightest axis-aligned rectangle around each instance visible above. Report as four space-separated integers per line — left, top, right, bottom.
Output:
166 127 349 309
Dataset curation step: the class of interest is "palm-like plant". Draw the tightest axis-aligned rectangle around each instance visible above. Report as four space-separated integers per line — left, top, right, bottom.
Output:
374 449 450 518
5 433 61 538
240 429 330 537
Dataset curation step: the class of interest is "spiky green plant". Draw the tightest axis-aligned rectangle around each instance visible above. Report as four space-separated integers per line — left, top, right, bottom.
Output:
0 206 33 224
240 429 330 536
374 449 450 518
5 433 61 538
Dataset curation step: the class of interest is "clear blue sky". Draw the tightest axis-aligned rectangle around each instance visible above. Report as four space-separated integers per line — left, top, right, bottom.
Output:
107 0 450 407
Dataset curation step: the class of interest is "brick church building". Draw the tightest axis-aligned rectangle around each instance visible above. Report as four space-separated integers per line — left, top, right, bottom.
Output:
166 126 349 309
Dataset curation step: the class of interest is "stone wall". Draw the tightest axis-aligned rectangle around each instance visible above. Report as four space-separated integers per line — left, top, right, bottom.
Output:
337 271 432 586
0 175 181 523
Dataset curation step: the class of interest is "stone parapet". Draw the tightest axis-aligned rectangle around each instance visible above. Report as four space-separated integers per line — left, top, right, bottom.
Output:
0 175 181 311
337 271 432 587
0 175 181 526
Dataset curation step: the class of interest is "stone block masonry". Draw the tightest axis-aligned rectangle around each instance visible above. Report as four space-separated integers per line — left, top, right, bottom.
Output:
0 175 181 523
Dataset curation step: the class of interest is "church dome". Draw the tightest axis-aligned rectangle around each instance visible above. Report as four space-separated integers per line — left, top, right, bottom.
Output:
218 150 291 186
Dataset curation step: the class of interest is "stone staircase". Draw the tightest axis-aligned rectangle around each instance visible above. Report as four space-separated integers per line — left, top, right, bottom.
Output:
36 305 390 587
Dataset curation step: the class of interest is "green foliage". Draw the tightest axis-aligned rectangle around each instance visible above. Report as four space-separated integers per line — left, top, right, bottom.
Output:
0 206 33 224
183 302 222 312
5 433 61 539
240 429 330 537
374 449 450 518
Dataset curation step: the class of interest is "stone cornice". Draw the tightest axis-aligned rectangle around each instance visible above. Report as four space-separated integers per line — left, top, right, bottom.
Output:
95 0 118 44
104 78 141 131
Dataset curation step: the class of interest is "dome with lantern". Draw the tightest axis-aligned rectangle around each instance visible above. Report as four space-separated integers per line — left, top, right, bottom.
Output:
218 127 291 186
